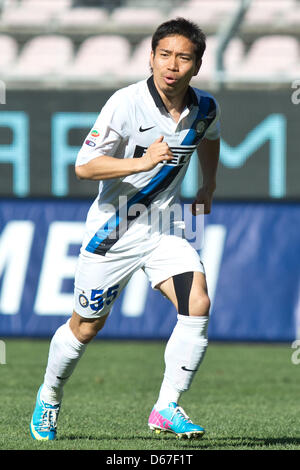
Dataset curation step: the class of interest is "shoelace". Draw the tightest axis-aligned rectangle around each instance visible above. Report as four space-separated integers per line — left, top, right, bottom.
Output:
38 406 59 431
171 406 193 424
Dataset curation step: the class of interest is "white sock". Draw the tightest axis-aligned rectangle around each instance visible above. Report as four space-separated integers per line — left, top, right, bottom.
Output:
40 319 86 405
155 314 209 410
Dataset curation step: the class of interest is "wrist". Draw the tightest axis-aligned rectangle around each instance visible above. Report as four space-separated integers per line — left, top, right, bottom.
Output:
202 181 216 192
134 151 153 173
132 157 144 174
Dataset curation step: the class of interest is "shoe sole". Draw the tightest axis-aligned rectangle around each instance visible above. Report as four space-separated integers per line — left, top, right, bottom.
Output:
148 424 204 439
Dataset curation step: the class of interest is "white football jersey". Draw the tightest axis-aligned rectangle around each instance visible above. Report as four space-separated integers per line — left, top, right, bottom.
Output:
76 76 220 257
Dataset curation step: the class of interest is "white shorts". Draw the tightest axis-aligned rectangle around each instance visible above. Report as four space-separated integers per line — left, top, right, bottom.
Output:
74 234 205 318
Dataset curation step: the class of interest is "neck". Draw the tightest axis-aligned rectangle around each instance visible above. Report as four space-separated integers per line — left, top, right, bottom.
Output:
153 77 189 121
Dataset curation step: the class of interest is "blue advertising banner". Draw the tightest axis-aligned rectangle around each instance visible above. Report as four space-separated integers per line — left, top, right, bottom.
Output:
0 199 299 342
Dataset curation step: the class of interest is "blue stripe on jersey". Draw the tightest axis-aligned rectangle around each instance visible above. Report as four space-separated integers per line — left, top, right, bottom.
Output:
85 164 177 254
127 164 174 205
182 96 216 146
85 213 121 253
85 95 217 255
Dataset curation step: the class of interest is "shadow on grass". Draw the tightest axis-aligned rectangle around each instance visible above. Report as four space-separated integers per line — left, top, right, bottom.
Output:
63 434 300 449
64 433 208 449
213 436 300 447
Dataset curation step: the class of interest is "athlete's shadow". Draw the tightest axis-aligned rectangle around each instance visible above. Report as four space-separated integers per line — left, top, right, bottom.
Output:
65 433 207 447
205 436 300 449
64 434 300 449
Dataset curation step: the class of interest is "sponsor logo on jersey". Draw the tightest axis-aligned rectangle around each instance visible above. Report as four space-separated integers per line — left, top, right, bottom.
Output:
91 129 100 137
139 125 155 132
133 144 195 166
85 139 96 147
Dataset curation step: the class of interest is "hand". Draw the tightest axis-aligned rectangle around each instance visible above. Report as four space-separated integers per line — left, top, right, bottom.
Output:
191 185 216 215
139 136 173 171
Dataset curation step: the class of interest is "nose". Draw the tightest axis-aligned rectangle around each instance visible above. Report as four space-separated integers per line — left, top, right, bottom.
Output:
167 54 179 71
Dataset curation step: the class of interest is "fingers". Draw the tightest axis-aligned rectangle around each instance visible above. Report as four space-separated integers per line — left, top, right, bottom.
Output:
158 138 173 158
142 136 174 170
149 136 173 161
190 200 209 216
151 136 169 153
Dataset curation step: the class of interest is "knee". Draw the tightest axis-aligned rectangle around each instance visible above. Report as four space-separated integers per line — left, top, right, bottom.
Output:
74 322 99 344
70 312 108 344
189 293 210 317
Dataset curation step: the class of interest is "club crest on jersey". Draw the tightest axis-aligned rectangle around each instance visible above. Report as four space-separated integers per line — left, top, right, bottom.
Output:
79 294 89 308
195 120 207 134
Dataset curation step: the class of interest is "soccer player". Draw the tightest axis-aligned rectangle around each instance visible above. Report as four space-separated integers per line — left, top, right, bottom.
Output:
30 17 220 440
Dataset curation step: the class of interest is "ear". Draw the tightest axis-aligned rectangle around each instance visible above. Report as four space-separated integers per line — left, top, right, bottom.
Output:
150 50 154 69
194 58 202 76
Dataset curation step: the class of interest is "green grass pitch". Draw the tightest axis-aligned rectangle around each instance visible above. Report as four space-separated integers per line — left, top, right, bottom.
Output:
0 338 300 451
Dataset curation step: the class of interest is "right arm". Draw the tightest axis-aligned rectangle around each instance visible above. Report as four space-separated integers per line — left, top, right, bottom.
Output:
75 136 173 181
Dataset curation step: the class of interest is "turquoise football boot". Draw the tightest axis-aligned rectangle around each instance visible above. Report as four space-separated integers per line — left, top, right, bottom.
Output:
148 402 205 439
30 385 61 440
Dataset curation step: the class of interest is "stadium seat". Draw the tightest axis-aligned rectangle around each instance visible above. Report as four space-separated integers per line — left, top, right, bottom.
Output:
20 0 71 10
64 35 131 79
244 0 296 26
282 5 300 27
110 7 163 27
1 5 53 27
0 34 18 71
9 35 73 78
120 36 152 81
170 0 237 27
195 35 245 82
0 34 18 72
57 7 108 28
0 0 71 26
228 35 299 81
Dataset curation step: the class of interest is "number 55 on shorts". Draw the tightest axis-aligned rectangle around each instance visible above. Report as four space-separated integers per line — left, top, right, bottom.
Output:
75 284 120 318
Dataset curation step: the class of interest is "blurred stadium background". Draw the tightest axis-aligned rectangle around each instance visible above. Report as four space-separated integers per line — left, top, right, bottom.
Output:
0 0 299 343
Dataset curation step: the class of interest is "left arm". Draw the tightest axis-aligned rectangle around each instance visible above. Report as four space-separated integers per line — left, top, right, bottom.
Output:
191 137 220 215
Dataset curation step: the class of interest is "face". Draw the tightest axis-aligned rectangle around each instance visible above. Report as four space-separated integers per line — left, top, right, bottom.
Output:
150 34 201 99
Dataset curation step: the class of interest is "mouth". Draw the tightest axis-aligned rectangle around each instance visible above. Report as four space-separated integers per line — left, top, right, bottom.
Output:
163 76 178 85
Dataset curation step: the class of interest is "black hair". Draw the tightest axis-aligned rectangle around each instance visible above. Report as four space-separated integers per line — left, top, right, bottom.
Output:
151 17 206 63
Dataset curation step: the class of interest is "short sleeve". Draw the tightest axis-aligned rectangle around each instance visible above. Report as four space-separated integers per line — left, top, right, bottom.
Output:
76 90 129 166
